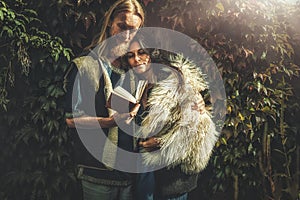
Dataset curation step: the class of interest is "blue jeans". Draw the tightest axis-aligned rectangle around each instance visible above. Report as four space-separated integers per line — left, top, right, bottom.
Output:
135 145 155 200
135 172 155 200
156 193 188 200
81 180 132 200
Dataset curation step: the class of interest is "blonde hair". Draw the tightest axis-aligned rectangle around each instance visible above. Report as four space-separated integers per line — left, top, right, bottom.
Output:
87 0 145 50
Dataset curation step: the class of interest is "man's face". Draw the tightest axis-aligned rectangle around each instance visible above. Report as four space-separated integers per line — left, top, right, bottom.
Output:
109 12 142 57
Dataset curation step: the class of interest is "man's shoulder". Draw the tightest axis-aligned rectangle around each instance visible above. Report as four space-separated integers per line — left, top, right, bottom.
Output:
71 54 125 76
71 55 110 73
70 55 106 91
72 55 99 70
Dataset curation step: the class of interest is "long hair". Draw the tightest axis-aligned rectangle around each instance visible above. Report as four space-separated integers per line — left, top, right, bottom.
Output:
86 0 145 51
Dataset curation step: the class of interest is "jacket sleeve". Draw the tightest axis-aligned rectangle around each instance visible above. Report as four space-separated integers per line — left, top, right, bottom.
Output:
64 63 86 118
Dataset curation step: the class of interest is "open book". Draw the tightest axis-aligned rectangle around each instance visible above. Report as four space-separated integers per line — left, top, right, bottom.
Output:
106 80 148 114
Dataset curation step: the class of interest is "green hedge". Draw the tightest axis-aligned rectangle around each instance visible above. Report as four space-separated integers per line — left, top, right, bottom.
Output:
0 0 299 199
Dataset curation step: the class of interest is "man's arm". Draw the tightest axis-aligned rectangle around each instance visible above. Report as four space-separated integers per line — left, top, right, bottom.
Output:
191 93 206 114
66 116 115 129
66 102 140 129
64 63 124 129
65 111 135 129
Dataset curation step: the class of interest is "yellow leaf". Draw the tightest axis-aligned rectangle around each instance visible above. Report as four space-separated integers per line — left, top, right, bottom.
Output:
216 2 225 12
221 137 227 145
227 105 232 113
238 112 245 121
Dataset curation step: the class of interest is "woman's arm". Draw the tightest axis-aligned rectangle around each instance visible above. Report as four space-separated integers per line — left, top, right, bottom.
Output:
139 93 205 150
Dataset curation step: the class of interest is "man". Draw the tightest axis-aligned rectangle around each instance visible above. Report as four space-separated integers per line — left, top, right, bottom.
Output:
64 0 145 199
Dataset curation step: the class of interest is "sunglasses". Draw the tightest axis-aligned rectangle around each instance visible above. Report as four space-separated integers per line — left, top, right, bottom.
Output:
126 49 150 60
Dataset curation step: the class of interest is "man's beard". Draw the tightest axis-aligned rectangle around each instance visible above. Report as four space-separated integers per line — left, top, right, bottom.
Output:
110 41 130 58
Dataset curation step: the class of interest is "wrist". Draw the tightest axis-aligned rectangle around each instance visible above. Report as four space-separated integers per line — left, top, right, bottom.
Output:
97 116 116 128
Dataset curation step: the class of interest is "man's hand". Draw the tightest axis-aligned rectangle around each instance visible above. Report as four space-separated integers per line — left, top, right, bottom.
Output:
113 112 131 124
191 94 205 114
113 104 140 125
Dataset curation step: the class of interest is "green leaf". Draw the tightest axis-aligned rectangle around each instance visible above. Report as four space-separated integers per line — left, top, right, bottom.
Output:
63 49 71 61
261 51 267 60
54 53 59 62
0 10 4 21
7 10 15 19
24 8 37 16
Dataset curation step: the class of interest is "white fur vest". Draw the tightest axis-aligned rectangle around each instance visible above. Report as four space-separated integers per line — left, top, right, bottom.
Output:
138 55 220 174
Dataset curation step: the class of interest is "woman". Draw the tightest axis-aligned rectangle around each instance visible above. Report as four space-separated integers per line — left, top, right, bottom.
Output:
125 41 157 200
125 39 220 200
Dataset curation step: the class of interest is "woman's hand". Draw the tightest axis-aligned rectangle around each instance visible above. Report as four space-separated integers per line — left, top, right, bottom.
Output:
139 137 161 152
130 103 141 117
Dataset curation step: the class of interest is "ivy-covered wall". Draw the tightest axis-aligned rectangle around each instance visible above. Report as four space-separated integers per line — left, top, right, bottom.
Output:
0 0 299 199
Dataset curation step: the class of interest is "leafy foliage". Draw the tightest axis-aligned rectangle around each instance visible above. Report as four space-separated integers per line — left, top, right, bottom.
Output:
145 0 300 199
0 0 76 199
25 0 112 55
0 0 299 200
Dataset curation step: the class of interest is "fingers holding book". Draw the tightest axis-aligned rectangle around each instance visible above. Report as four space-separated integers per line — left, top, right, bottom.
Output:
112 103 141 125
113 112 131 124
129 103 141 117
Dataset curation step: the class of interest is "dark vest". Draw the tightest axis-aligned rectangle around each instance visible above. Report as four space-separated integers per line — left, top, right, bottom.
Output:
64 56 134 186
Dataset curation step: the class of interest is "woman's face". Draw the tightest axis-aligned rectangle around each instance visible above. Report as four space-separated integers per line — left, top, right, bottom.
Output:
127 41 151 75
